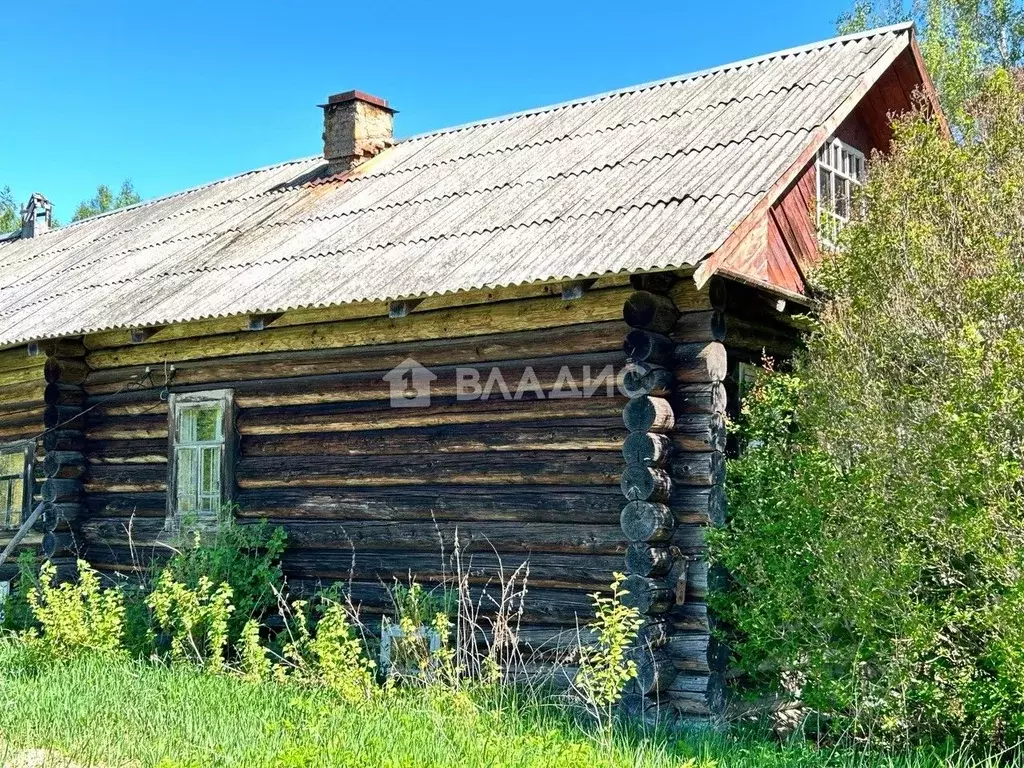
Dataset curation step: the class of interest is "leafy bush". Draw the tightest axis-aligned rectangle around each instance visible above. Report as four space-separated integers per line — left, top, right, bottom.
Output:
575 573 643 725
711 75 1024 746
278 597 377 701
1 552 40 632
147 570 233 671
160 516 285 647
23 560 125 662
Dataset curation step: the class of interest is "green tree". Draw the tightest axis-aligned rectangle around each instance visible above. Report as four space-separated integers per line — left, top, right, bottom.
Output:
0 186 19 234
711 74 1024 745
839 0 1024 131
71 180 141 222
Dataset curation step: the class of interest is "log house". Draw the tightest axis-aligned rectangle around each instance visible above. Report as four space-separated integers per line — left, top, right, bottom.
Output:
0 24 941 723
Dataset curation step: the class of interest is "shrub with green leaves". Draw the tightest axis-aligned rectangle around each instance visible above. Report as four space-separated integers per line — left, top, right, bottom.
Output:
575 573 643 725
279 597 377 701
147 570 234 671
710 74 1024 746
161 516 285 647
24 560 126 662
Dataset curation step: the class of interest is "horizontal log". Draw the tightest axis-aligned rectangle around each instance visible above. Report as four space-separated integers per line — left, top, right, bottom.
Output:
86 288 632 369
236 451 622 489
672 413 726 453
0 364 45 389
672 310 726 343
43 451 86 479
623 291 679 334
42 531 80 560
661 673 724 717
43 383 86 407
670 487 725 525
625 544 674 578
238 397 625 437
43 405 84 431
620 466 672 503
0 409 44 438
621 363 673 398
84 493 166 518
91 486 625 525
286 579 602 627
668 277 726 313
0 556 76 585
0 381 45 413
623 329 675 366
669 525 707 555
665 633 711 673
672 383 726 415
0 347 46 374
84 277 631 351
43 430 86 452
629 272 678 294
88 546 624 591
242 423 624 458
673 343 728 384
86 321 628 394
668 452 725 488
82 517 627 556
620 501 675 543
44 358 89 385
43 502 84 532
42 478 82 503
633 649 679 694
621 574 672 614
85 463 167 493
622 396 674 433
622 432 672 468
41 339 87 358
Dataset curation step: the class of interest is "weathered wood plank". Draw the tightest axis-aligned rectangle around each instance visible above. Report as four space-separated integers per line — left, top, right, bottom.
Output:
86 288 632 369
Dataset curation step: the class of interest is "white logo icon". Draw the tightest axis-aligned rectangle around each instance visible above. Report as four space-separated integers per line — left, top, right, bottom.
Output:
383 358 438 408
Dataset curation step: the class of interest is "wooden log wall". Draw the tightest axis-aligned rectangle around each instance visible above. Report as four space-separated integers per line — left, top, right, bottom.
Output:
40 339 87 570
78 279 639 634
0 345 46 578
619 275 728 725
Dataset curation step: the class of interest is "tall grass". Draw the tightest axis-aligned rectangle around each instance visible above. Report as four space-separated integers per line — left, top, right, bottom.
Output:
0 644 1005 768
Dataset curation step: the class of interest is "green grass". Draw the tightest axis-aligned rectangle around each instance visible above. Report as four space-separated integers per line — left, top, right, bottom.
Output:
0 646 1007 768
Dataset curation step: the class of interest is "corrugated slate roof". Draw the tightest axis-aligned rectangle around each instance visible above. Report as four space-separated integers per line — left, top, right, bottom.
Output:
0 23 914 347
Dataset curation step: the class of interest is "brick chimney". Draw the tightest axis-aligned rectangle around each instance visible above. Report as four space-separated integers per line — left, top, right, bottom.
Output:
20 193 52 238
320 90 396 175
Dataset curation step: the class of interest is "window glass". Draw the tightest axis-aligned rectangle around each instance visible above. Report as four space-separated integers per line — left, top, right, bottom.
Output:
0 445 30 530
816 137 866 250
170 394 231 527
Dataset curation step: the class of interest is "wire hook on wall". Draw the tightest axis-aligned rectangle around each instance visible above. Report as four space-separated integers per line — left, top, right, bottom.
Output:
145 362 177 401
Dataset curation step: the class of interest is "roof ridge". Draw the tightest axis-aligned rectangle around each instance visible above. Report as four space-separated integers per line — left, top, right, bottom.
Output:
397 22 915 143
4 77 849 271
0 156 323 244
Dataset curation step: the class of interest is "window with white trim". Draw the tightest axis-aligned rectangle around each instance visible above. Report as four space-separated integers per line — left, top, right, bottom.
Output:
816 137 866 249
168 390 234 528
0 442 33 530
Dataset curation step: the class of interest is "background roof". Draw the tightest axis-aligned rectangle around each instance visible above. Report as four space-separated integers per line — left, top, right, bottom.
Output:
0 23 912 348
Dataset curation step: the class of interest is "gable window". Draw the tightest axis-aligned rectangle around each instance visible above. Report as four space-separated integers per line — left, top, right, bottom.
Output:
816 137 866 249
0 442 33 530
168 390 234 528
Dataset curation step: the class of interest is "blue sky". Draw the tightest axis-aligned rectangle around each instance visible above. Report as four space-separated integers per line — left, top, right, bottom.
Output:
1 0 855 222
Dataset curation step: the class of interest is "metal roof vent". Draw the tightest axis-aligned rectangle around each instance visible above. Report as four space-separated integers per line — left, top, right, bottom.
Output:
320 90 396 175
21 193 52 238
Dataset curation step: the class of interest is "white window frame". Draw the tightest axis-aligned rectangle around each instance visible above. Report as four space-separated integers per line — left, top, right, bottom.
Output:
167 390 235 530
0 441 33 531
816 137 866 250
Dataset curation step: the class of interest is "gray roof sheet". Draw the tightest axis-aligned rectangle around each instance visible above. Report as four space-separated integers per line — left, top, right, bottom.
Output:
0 24 913 347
